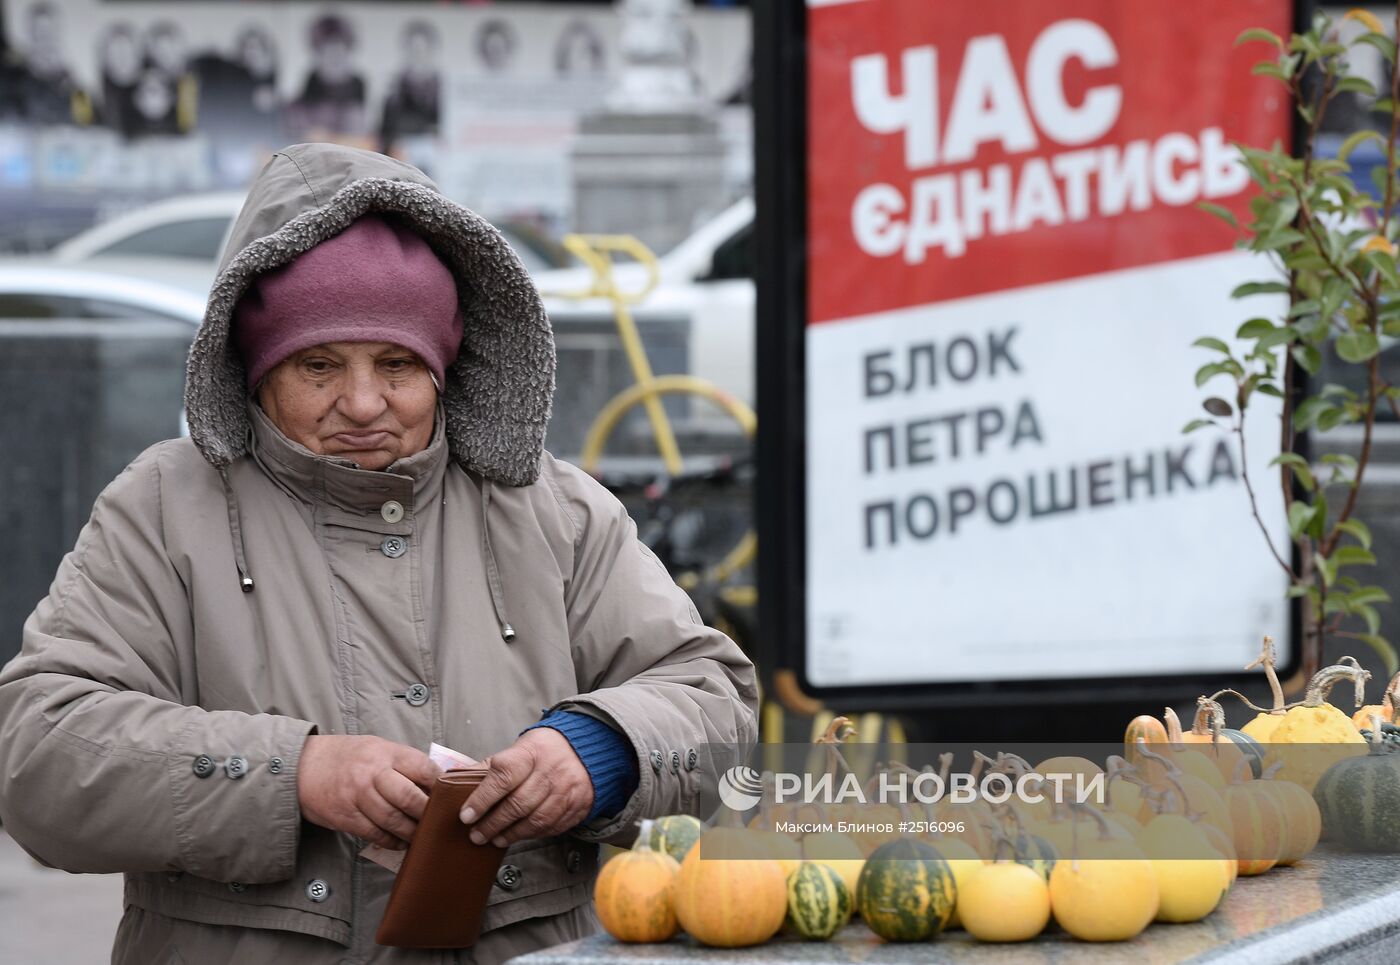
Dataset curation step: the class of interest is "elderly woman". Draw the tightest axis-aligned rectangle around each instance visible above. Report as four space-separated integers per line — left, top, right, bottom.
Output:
0 143 758 963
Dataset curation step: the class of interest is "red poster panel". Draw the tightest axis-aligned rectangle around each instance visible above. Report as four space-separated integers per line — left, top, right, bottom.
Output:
807 0 1294 324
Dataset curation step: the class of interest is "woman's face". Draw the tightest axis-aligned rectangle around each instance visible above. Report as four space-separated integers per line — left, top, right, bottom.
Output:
257 341 438 470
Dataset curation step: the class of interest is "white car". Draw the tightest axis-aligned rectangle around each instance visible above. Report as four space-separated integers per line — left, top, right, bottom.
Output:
51 192 569 278
534 197 756 425
0 262 206 324
50 192 246 264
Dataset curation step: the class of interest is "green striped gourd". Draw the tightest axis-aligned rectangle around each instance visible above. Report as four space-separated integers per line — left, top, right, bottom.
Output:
855 838 956 941
1313 746 1400 852
785 862 852 940
1009 833 1057 881
647 814 705 862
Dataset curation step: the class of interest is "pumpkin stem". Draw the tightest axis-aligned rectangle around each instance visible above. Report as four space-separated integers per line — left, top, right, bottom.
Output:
1191 696 1226 744
1065 800 1114 871
988 821 1020 863
636 818 656 852
1262 761 1286 781
1103 754 1151 808
1149 770 1203 822
1302 661 1372 709
816 715 859 781
1163 706 1187 743
1208 687 1274 715
1385 672 1400 726
1134 739 1180 786
938 752 954 786
1370 713 1384 748
970 750 998 782
1244 635 1287 714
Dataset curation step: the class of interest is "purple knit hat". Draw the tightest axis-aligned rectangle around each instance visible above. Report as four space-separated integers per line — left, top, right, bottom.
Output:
233 214 463 389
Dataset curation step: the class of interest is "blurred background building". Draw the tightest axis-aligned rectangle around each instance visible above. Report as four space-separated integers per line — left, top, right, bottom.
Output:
0 0 759 669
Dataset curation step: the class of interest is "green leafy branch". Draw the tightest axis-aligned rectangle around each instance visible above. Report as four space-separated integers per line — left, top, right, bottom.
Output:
1190 8 1399 678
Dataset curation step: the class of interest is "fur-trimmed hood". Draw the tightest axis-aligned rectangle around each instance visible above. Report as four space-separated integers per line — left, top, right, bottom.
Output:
185 142 555 487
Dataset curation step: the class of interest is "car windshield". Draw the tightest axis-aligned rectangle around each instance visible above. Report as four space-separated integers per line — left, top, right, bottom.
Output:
94 218 232 261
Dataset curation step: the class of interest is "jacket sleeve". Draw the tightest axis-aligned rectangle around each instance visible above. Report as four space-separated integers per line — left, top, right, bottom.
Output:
0 445 317 883
540 457 759 843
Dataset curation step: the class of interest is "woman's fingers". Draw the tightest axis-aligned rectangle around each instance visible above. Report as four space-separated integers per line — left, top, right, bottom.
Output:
468 770 554 845
362 786 419 845
486 778 588 846
374 768 431 822
390 743 442 791
459 748 531 829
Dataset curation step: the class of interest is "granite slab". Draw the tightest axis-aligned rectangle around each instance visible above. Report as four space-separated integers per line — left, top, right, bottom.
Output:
511 844 1400 964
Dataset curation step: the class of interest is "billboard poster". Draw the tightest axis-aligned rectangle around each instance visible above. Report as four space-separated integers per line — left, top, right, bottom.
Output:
800 0 1295 689
0 0 751 248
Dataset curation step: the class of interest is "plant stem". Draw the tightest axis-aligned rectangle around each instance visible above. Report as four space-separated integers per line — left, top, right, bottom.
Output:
1235 409 1300 580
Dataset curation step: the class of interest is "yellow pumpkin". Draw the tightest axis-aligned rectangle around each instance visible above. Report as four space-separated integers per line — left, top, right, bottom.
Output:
1151 857 1230 923
594 837 681 943
1107 775 1145 817
1135 810 1234 912
1199 823 1239 886
673 829 787 947
958 862 1049 942
1242 712 1285 741
1264 663 1369 791
1050 855 1158 940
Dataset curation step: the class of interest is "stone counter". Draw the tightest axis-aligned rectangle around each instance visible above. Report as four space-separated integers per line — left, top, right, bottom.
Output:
512 844 1400 964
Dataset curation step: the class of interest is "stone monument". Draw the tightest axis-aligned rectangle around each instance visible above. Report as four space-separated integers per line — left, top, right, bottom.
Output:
570 0 729 253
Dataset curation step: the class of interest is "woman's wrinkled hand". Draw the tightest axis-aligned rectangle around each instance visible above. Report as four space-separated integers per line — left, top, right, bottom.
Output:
297 735 442 850
459 729 594 847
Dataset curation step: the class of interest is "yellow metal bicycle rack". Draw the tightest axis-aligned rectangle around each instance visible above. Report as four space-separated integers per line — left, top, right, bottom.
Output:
540 233 758 584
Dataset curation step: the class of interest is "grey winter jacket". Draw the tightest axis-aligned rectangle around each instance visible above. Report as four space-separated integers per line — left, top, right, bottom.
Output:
0 143 758 964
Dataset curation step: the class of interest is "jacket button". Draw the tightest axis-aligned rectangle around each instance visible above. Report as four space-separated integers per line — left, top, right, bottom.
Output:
381 536 408 559
192 755 216 778
228 882 246 894
669 750 681 774
496 863 522 891
685 748 698 771
225 756 248 779
268 757 284 775
405 683 431 707
650 750 664 773
380 500 405 523
565 848 583 873
306 879 330 903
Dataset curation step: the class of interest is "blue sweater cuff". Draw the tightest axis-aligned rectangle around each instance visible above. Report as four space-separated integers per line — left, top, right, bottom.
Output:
523 710 640 822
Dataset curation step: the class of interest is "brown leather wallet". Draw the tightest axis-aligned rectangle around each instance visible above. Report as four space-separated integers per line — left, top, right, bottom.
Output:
375 766 508 948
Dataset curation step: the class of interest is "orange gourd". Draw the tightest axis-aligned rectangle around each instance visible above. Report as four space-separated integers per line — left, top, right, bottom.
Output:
1352 672 1400 731
1259 775 1322 866
1222 769 1284 876
595 824 681 943
1125 714 1168 767
674 829 787 947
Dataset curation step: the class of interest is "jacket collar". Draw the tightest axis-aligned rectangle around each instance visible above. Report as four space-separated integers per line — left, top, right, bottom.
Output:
247 401 447 517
